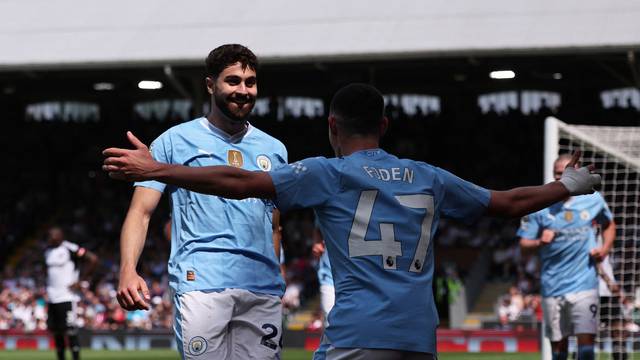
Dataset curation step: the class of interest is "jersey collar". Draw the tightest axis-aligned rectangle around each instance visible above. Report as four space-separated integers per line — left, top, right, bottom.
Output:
199 117 253 144
349 148 386 159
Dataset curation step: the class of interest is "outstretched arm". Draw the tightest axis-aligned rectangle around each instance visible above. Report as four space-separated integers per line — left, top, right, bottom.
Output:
487 151 600 218
103 132 276 200
488 182 568 218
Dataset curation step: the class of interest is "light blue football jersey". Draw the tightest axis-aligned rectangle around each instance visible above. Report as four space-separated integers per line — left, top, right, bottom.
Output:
517 193 612 297
270 149 490 354
136 118 287 296
317 246 333 287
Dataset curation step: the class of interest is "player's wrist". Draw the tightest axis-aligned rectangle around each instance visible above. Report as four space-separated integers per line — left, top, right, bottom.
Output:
119 263 138 274
145 162 170 181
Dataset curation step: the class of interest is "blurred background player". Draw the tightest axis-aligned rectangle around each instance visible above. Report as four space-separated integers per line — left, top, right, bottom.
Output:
311 225 334 328
102 83 602 359
597 231 635 360
115 44 287 359
45 226 98 360
518 154 615 360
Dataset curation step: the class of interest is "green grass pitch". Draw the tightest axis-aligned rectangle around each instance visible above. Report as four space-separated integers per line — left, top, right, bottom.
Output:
0 350 542 360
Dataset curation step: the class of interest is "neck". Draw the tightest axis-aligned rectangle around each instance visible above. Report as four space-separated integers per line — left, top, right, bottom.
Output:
336 135 380 157
206 107 247 136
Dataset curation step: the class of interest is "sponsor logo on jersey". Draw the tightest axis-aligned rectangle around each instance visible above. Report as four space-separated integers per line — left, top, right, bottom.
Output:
290 162 307 174
580 210 590 221
227 150 243 168
256 155 272 171
188 336 207 355
564 211 574 222
186 270 195 281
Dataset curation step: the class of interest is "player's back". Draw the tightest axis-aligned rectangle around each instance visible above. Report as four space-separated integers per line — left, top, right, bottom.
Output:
311 149 488 353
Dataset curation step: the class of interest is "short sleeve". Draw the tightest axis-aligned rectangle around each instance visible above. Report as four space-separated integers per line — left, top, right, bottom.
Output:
269 157 338 212
517 213 541 240
134 133 172 193
273 145 288 171
63 241 85 258
438 168 490 223
595 192 613 224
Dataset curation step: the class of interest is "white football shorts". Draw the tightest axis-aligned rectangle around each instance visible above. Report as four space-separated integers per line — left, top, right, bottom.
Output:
542 288 599 342
173 288 282 359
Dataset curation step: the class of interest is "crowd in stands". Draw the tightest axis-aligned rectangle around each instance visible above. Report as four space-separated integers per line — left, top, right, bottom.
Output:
1 96 638 332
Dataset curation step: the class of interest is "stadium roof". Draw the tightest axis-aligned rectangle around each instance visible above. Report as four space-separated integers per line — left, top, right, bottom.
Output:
1 0 639 70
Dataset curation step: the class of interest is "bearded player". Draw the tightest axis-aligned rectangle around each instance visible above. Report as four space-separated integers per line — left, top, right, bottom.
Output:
115 44 287 359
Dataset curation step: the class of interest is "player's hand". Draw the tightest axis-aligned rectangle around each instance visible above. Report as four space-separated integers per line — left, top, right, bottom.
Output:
558 151 601 195
540 229 555 245
117 268 151 311
590 247 608 263
68 282 81 292
311 242 325 259
102 132 158 182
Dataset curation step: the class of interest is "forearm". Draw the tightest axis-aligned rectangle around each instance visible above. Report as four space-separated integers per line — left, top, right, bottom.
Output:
148 163 274 199
81 252 98 280
602 221 616 253
120 210 151 272
488 181 569 218
520 238 541 254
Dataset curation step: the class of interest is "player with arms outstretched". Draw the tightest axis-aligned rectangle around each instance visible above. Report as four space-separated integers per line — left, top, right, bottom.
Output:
104 84 601 359
518 154 616 360
116 44 287 359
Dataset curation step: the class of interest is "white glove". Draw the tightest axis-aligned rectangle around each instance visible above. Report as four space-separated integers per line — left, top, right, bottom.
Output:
559 166 601 195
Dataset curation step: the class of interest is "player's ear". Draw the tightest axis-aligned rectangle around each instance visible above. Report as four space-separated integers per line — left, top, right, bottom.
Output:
328 116 338 135
380 116 389 136
205 76 215 95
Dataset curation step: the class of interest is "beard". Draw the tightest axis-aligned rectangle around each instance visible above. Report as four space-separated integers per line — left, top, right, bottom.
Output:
214 91 256 123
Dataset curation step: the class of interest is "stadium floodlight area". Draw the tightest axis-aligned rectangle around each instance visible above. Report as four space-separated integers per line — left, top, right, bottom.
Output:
544 117 640 360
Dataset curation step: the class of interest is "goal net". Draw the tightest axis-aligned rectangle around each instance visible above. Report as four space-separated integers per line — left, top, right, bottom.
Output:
544 116 640 360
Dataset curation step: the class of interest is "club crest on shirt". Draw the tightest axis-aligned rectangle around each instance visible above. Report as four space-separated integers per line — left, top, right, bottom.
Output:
256 155 272 171
580 210 590 220
188 336 207 355
564 211 574 222
227 150 244 168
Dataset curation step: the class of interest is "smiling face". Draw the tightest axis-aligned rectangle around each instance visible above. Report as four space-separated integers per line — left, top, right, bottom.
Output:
207 62 257 123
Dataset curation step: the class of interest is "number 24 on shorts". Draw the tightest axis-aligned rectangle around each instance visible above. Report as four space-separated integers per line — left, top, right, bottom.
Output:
348 190 434 273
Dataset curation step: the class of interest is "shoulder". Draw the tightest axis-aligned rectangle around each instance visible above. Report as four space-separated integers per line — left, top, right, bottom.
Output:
62 241 80 252
293 156 333 169
160 118 204 138
578 192 607 207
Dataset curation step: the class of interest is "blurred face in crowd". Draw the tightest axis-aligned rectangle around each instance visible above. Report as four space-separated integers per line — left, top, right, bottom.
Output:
47 227 64 247
553 156 571 181
206 62 257 123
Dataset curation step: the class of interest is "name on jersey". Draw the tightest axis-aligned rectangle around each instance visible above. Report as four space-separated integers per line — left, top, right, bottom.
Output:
552 226 592 242
362 166 414 184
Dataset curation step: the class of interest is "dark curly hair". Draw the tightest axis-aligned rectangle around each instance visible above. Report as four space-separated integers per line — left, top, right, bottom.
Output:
205 44 258 79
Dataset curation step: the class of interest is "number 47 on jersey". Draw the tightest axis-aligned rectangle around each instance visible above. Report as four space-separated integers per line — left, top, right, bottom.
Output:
348 190 434 273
